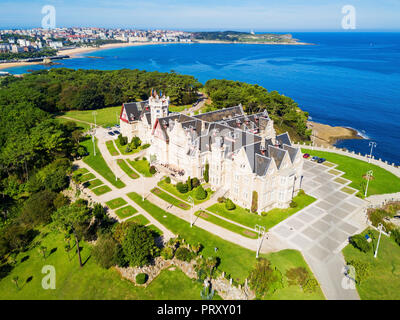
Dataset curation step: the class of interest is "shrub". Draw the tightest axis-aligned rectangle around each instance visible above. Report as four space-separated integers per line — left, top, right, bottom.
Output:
141 143 150 150
350 234 371 253
187 176 192 191
225 199 236 211
191 178 200 188
289 201 298 208
204 162 209 183
195 185 207 200
165 176 171 184
149 166 156 174
249 258 284 297
298 189 305 196
161 246 174 260
176 182 188 194
391 229 400 246
261 212 268 217
125 146 132 153
251 191 258 213
346 259 371 284
131 136 142 149
135 273 148 284
286 267 309 288
142 157 147 161
118 134 127 146
303 278 319 293
92 234 120 269
217 197 226 203
175 247 194 262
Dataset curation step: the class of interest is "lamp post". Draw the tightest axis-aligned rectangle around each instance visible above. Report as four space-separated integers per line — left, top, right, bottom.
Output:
364 170 373 198
374 223 385 258
92 111 97 128
188 196 194 227
255 224 265 258
91 125 96 156
368 142 377 163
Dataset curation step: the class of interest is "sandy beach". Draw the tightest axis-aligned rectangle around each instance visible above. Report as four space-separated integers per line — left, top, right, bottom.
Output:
308 121 362 147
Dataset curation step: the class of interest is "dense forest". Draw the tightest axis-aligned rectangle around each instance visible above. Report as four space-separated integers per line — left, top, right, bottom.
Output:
204 79 310 141
0 68 202 112
192 31 295 43
0 48 57 61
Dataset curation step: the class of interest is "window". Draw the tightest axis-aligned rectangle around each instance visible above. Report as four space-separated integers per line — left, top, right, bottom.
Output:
279 191 284 202
234 185 239 195
280 176 287 185
244 192 248 200
235 175 239 181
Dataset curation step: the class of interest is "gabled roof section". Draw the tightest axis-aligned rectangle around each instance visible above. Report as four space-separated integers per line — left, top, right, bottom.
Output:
276 132 292 147
123 101 148 122
193 105 244 122
283 144 299 163
267 145 287 169
255 154 272 176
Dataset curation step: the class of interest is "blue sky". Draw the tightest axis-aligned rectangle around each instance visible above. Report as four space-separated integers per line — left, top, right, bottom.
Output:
1 0 399 30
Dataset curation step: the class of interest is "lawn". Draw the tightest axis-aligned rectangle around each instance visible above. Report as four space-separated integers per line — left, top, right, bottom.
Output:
84 179 104 190
127 159 153 177
151 187 190 210
105 140 120 156
301 148 400 197
115 205 138 219
80 137 126 189
105 197 128 210
55 116 91 131
158 179 213 205
115 139 143 155
127 214 150 225
342 228 400 300
127 190 323 300
117 159 139 179
195 210 258 239
78 172 96 182
169 104 191 113
92 185 112 196
148 225 163 237
207 193 316 231
0 227 210 300
59 106 121 128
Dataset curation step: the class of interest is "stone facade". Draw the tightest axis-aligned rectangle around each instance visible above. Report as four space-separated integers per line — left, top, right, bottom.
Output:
120 94 304 212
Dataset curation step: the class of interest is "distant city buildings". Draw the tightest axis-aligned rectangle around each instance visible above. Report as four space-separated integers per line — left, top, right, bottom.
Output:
0 27 192 56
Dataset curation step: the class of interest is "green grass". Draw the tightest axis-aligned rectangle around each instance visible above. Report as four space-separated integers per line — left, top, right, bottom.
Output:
302 149 400 197
92 185 112 196
78 172 96 182
84 179 104 190
127 214 150 225
73 167 89 175
59 106 121 128
115 139 141 155
195 210 258 239
105 140 120 156
158 179 213 204
0 226 210 300
207 193 316 231
55 116 91 131
151 187 190 210
342 228 400 300
126 190 320 295
80 137 126 189
169 104 191 113
105 197 128 210
117 159 139 179
115 205 138 219
127 159 153 177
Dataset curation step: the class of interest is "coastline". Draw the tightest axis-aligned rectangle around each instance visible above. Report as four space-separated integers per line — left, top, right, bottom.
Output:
307 121 363 147
0 39 312 71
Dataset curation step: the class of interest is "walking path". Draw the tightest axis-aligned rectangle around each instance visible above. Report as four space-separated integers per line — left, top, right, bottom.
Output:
74 133 399 300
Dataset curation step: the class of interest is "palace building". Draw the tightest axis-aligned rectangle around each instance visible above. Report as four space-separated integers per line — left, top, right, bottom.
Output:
120 90 304 213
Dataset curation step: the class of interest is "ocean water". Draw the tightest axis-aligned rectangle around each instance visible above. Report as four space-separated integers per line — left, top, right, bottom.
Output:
4 32 400 164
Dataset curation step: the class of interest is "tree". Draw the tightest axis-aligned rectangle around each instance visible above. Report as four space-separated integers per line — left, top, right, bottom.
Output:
286 267 309 288
204 162 209 183
187 176 192 191
205 256 218 279
131 136 141 149
92 233 120 269
52 203 90 267
225 198 236 211
20 190 57 226
251 191 258 213
249 258 284 297
122 224 157 267
176 182 188 194
175 247 194 262
195 185 207 200
350 234 371 253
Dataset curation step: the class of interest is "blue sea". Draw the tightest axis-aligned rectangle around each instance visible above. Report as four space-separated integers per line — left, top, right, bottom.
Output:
3 32 400 165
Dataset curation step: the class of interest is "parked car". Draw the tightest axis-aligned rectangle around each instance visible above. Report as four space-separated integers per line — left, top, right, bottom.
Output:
113 130 120 135
317 158 326 163
303 153 310 159
106 127 111 130
311 156 319 162
115 124 120 128
108 132 115 136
